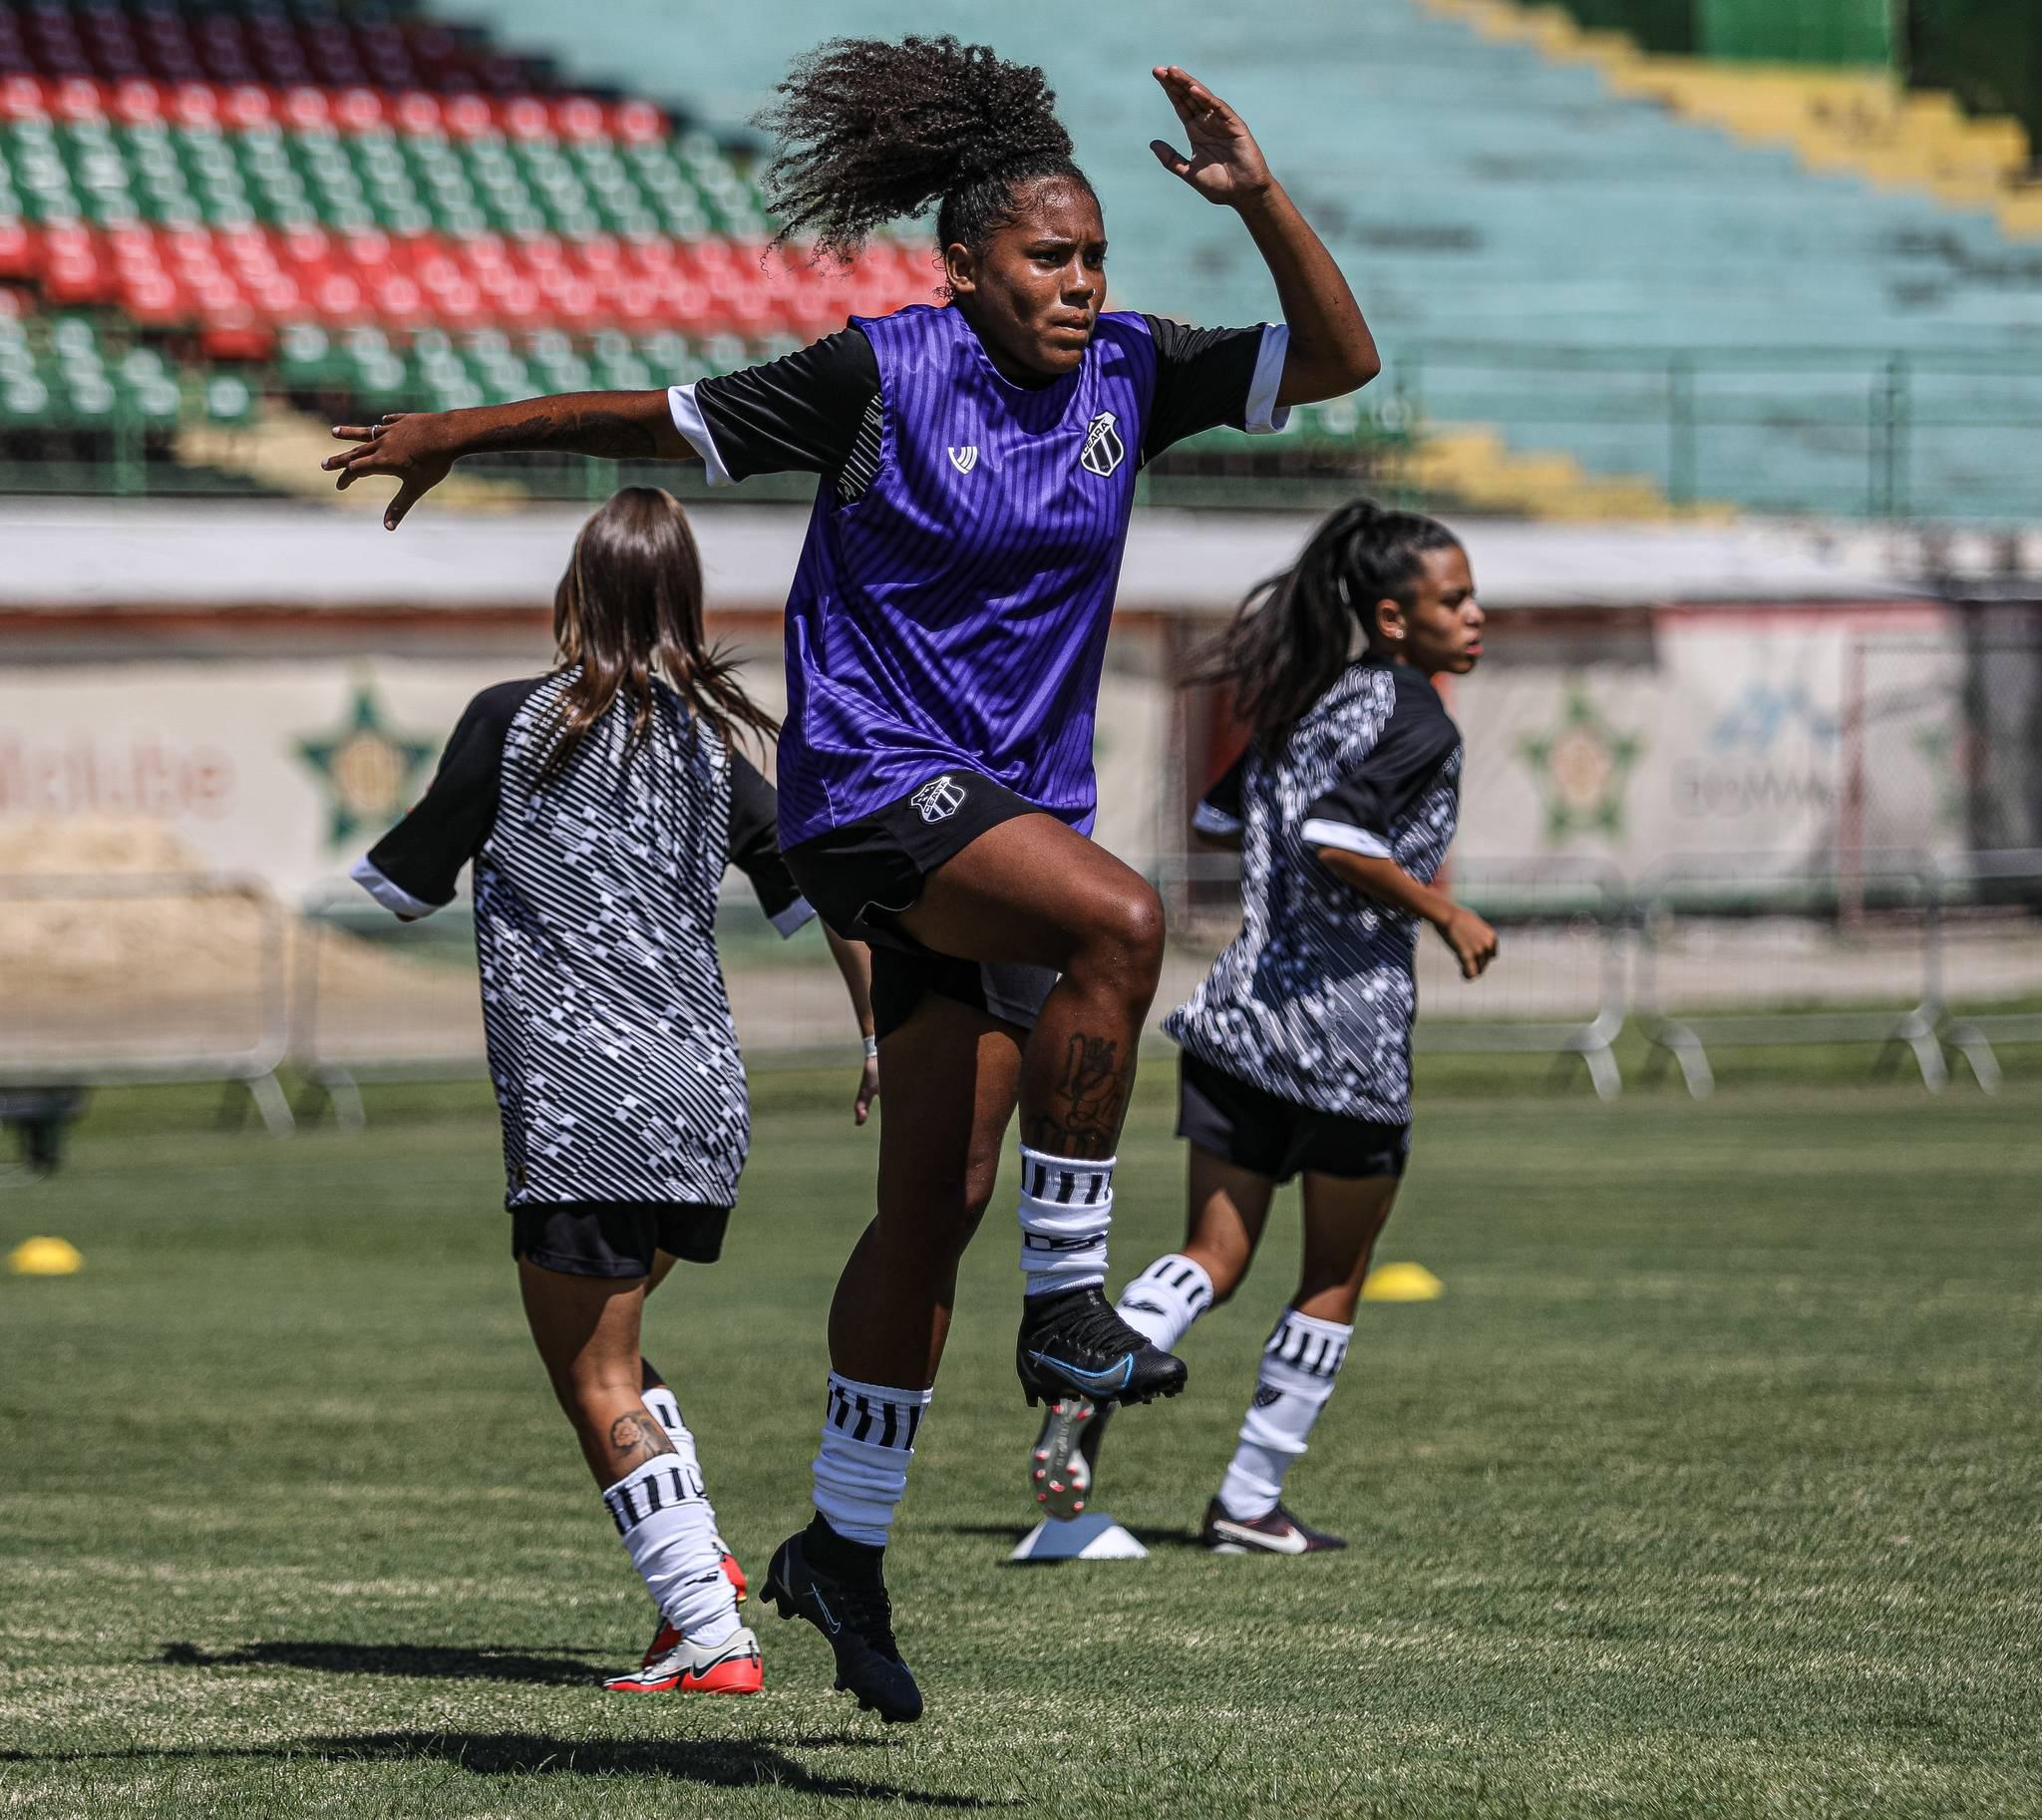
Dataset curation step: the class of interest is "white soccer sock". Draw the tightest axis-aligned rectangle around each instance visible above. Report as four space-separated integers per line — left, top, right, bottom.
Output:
602 1452 740 1648
1217 1308 1353 1521
812 1373 931 1548
1115 1253 1215 1353
639 1381 699 1472
1017 1146 1116 1296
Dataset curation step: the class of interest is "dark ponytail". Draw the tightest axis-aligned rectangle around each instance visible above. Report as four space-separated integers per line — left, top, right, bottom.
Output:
755 35 1094 265
1191 499 1463 745
542 487 778 784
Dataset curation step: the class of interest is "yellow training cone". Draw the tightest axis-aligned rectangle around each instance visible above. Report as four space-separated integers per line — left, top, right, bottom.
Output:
1362 1261 1442 1302
8 1236 84 1276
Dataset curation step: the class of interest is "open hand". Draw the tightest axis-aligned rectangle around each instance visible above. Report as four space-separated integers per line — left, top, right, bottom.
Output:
853 1054 879 1127
321 412 455 530
1149 66 1272 206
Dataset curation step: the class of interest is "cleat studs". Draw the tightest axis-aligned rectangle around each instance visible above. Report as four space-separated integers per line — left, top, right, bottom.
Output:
1072 1501 1085 1513
1037 1493 1048 1503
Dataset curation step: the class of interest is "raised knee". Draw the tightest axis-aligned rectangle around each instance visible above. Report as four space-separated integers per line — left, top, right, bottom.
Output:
1078 886 1166 985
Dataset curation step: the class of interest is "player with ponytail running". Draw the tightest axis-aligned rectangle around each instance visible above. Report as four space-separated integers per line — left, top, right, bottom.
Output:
351 488 875 1697
325 38 1379 1718
1028 501 1496 1554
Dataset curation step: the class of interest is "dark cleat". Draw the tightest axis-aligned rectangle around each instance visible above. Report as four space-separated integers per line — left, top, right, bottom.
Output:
760 1523 922 1723
1017 1284 1188 1408
1198 1497 1347 1556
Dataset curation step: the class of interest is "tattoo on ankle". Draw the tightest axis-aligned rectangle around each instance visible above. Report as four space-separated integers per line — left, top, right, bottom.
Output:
607 1410 677 1469
1025 1034 1128 1158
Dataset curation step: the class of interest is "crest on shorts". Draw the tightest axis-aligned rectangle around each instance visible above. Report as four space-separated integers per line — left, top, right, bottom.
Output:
1252 1385 1284 1409
911 774 967 823
946 445 978 475
1079 411 1126 478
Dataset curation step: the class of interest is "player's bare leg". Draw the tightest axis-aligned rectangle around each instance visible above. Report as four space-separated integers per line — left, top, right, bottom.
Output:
764 996 1022 1723
519 1263 760 1692
895 813 1188 1410
1201 1171 1398 1555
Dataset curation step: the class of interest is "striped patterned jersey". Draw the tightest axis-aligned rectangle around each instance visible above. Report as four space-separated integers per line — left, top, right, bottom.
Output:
670 304 1293 846
1165 662 1462 1125
352 671 813 1210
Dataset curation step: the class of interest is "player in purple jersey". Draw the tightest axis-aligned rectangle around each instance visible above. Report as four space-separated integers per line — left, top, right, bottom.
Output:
323 36 1379 1720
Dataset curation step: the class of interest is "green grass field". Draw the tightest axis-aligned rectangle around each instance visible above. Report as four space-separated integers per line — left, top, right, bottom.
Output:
4 1073 2040 1818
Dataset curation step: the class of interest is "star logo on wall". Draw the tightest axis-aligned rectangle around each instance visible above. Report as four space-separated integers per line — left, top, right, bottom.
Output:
1518 680 1643 842
294 684 438 848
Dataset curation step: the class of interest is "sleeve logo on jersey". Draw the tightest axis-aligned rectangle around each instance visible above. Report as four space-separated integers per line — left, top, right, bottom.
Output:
911 774 967 823
1080 411 1126 477
946 445 978 475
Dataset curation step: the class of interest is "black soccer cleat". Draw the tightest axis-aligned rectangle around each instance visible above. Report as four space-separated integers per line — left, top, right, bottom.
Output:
1198 1496 1347 1556
1027 1395 1118 1520
1016 1285 1188 1408
760 1525 922 1723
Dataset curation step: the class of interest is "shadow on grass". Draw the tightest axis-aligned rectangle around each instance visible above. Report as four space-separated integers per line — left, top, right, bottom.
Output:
934 1521 1201 1554
1 1733 1010 1806
161 1639 604 1685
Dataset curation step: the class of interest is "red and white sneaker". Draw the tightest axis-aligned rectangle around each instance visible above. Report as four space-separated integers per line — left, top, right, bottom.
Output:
714 1537 748 1605
1198 1497 1347 1556
603 1623 763 1695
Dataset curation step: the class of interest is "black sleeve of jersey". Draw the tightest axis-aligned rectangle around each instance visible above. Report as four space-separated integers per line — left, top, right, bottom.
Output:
725 750 814 935
1305 670 1462 853
365 677 542 907
1191 749 1248 836
690 329 880 482
1140 316 1269 465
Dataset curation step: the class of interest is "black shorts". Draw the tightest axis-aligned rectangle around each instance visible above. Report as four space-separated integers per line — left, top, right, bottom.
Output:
1177 1051 1410 1184
784 771 1060 1042
510 1201 731 1278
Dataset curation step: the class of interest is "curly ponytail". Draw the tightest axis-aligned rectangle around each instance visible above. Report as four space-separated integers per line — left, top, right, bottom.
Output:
1192 499 1464 745
756 35 1093 263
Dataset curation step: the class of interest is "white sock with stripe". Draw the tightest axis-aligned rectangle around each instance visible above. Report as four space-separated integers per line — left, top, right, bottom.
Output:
1017 1146 1115 1296
812 1373 932 1548
602 1450 740 1648
640 1381 701 1476
1216 1308 1353 1521
1115 1253 1215 1352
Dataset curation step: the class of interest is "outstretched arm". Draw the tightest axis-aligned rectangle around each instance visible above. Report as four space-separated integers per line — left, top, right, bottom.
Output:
1150 66 1379 406
321 391 695 530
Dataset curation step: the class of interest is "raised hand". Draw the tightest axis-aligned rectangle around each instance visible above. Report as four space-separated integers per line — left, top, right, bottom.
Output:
322 412 455 530
1148 66 1272 206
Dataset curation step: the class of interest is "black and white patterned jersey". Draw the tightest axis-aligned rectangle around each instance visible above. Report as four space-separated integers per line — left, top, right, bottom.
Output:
1164 660 1462 1125
351 670 814 1211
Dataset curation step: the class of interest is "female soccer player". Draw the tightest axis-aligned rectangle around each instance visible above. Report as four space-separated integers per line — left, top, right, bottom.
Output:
324 37 1378 1719
1029 500 1496 1553
350 487 876 1696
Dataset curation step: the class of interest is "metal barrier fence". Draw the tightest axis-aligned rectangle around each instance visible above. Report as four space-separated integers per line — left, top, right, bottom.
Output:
2 855 2037 1127
0 871 292 1132
1634 851 1951 1097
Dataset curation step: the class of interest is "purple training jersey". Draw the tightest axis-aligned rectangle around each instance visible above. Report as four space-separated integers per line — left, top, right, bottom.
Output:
773 303 1158 847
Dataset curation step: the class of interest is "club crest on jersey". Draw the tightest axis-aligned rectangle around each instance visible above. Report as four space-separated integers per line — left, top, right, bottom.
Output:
911 774 967 823
1079 411 1126 478
946 445 978 475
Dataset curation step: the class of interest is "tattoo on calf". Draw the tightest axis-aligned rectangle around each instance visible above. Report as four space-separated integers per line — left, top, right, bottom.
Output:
607 1409 678 1469
1025 1033 1129 1159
